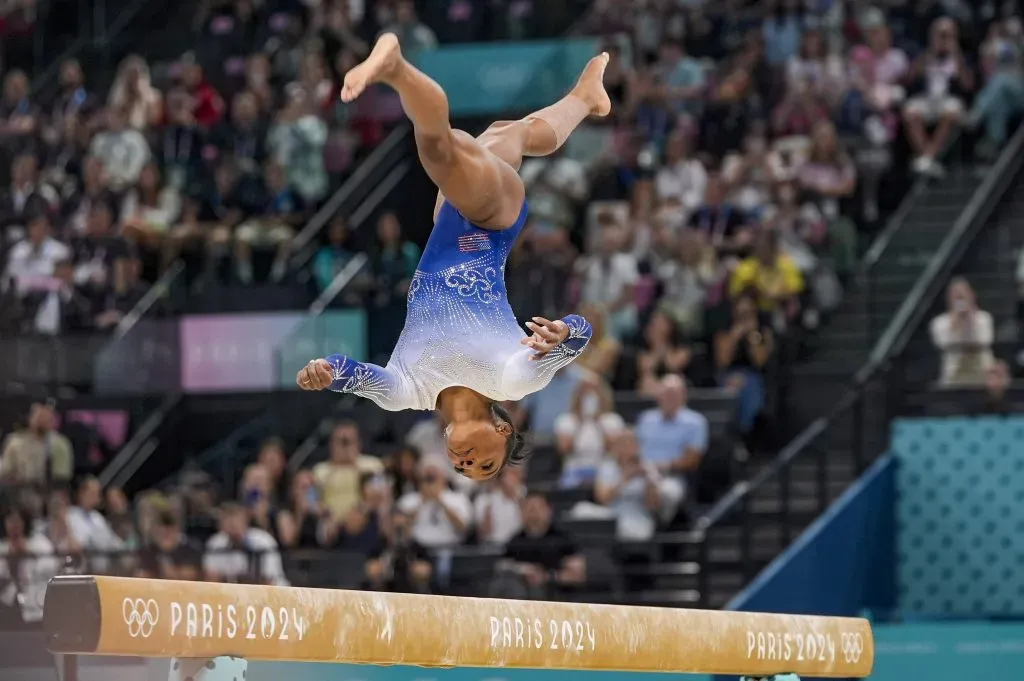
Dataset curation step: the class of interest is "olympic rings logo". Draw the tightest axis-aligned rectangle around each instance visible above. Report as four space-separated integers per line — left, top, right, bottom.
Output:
841 632 864 663
123 598 160 638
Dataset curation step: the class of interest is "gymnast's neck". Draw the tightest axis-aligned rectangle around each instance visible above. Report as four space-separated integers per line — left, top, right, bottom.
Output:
436 386 491 423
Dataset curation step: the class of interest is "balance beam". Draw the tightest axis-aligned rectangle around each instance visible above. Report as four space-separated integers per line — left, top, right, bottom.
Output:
43 575 873 678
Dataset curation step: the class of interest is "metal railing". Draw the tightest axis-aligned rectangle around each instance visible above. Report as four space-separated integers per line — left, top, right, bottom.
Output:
692 123 1024 605
288 125 411 275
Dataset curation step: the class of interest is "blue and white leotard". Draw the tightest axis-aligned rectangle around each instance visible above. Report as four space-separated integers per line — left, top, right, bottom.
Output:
326 201 591 411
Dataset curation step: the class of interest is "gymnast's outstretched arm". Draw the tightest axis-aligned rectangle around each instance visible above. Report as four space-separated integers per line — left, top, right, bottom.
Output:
500 314 593 398
297 355 416 411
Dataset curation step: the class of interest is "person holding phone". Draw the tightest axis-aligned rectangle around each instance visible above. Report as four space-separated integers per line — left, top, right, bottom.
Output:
930 278 994 387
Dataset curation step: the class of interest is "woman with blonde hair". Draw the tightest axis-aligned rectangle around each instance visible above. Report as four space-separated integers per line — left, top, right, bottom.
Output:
108 55 163 130
575 303 621 381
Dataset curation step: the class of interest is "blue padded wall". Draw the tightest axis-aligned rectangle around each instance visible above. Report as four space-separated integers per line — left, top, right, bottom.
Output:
891 417 1024 615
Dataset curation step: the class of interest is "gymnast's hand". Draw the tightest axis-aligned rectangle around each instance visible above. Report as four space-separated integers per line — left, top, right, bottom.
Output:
297 359 334 390
521 317 569 360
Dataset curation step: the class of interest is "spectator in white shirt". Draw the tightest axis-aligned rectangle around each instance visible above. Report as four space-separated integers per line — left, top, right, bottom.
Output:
654 129 707 226
579 213 640 341
203 502 289 586
89 107 151 190
4 212 70 295
592 429 684 541
66 477 124 571
554 376 625 487
930 277 994 387
473 467 524 547
0 508 60 622
396 460 472 549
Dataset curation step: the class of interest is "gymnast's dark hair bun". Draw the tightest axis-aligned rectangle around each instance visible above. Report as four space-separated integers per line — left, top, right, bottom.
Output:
490 402 531 470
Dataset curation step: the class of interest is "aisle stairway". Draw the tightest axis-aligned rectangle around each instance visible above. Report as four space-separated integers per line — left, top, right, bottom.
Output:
785 171 984 437
898 169 1024 383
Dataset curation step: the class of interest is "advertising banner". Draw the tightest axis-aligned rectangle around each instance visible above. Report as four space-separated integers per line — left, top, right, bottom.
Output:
180 313 305 392
414 39 598 115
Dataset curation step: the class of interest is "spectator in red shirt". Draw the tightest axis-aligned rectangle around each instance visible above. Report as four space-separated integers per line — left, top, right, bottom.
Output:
180 55 225 130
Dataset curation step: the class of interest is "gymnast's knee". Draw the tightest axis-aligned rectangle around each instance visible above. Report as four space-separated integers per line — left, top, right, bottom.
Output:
415 129 457 168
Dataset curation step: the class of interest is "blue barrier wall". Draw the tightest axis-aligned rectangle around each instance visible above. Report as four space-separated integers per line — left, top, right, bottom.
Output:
891 417 1024 615
709 455 896 681
727 455 897 615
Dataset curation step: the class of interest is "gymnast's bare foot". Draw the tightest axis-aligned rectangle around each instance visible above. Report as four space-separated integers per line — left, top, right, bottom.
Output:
572 53 612 118
341 33 403 102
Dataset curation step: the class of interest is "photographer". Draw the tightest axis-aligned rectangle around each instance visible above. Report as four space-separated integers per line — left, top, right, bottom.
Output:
363 508 432 593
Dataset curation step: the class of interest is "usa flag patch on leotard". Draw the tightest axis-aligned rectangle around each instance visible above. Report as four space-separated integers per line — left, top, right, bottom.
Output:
457 233 492 252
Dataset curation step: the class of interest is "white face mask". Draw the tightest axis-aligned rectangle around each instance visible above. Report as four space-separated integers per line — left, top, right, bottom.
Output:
581 392 601 418
953 298 968 313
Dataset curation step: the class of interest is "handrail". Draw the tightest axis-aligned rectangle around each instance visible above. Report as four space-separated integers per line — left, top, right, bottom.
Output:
98 393 180 487
861 130 963 271
112 260 184 341
309 253 369 315
29 0 164 95
288 124 410 267
347 161 411 227
694 125 1024 535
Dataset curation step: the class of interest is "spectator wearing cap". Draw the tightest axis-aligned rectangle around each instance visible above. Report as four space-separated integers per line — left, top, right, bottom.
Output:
902 17 973 176
0 402 73 486
204 502 289 586
395 459 471 550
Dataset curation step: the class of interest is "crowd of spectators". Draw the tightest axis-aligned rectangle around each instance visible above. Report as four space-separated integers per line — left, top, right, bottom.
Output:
3 0 1024 624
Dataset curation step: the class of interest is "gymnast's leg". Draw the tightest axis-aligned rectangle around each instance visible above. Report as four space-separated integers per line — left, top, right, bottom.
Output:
343 34 609 230
430 53 611 219
342 34 524 229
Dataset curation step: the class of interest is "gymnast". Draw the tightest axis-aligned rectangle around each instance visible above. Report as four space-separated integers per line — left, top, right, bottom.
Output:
297 33 610 481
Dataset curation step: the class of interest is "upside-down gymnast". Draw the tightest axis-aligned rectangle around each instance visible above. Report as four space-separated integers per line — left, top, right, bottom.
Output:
296 33 610 480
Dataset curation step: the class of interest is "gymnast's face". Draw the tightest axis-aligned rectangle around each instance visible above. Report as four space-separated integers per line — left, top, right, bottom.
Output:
445 419 510 481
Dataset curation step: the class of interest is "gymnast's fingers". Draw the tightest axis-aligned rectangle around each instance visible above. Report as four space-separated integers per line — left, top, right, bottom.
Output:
526 321 561 343
314 361 334 389
296 367 311 389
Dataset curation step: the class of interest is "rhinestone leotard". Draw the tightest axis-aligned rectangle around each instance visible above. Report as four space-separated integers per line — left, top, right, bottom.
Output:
325 200 592 411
